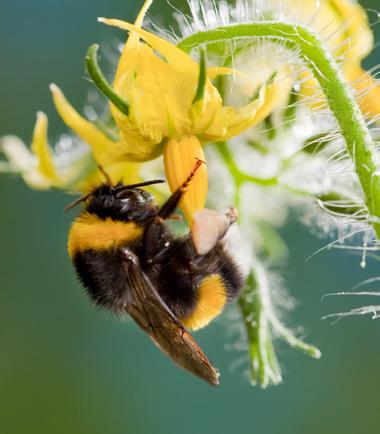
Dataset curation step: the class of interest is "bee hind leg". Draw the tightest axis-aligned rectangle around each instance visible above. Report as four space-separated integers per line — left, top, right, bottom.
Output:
143 159 207 264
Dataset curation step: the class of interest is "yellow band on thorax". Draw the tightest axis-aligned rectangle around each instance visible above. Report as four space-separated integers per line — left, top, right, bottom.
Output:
68 212 144 257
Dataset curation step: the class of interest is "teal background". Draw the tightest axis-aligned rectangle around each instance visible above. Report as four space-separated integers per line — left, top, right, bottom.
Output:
1 1 380 433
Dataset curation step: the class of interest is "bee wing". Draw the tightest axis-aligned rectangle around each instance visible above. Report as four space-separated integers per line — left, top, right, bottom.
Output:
122 249 220 386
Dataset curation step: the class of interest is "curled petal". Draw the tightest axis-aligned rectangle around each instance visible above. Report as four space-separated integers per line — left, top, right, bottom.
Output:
114 0 153 83
1 135 56 190
211 85 269 141
50 84 125 165
328 0 373 60
31 112 59 181
219 74 292 141
346 65 380 117
1 135 35 173
207 66 247 80
164 135 207 224
134 0 153 28
98 19 197 74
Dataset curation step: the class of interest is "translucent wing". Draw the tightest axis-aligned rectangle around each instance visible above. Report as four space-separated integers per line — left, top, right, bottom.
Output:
121 248 220 386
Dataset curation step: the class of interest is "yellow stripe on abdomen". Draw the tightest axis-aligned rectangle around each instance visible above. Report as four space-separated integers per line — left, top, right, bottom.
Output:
181 274 227 331
68 212 144 257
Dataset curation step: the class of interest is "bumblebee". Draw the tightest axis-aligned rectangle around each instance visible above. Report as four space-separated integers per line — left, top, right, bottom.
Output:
67 162 244 385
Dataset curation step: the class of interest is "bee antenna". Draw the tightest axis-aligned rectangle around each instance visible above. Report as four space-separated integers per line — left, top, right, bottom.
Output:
97 164 112 185
115 179 166 191
180 158 205 193
65 192 93 212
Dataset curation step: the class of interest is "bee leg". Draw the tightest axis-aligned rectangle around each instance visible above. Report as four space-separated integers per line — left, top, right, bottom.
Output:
158 159 204 220
142 219 173 264
143 160 204 264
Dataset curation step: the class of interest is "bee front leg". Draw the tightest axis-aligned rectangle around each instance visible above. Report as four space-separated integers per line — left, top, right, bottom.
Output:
143 160 204 264
142 219 174 265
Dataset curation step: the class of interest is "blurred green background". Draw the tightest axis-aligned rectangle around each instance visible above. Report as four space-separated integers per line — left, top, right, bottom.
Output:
1 1 380 433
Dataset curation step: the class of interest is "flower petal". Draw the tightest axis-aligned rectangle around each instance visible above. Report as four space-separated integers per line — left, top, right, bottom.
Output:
63 160 142 194
113 0 153 84
104 161 141 185
327 0 373 61
346 65 380 117
218 77 292 141
207 66 247 80
164 135 207 224
31 111 59 181
50 84 125 165
98 18 197 74
208 86 267 142
1 135 55 190
1 135 35 172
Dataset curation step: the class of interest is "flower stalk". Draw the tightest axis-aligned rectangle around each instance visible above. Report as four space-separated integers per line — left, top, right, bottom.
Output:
178 22 380 239
222 136 322 385
238 272 282 387
239 263 321 388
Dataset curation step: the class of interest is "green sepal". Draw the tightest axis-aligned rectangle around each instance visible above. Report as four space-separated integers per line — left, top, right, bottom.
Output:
86 44 130 116
192 49 207 104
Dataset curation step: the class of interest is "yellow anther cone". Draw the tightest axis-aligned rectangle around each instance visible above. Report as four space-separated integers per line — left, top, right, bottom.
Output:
164 135 207 224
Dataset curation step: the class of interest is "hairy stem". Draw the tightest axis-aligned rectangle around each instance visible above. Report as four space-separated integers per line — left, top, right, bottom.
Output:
220 137 321 385
238 273 282 387
178 22 380 238
239 261 320 388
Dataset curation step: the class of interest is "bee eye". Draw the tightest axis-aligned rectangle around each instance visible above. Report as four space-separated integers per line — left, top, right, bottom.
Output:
116 190 136 200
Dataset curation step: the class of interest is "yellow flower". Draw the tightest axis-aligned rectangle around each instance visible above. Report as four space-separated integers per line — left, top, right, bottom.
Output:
1 112 76 190
36 0 283 221
0 111 140 193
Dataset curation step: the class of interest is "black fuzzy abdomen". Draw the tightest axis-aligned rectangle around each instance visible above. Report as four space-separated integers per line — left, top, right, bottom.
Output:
72 249 132 313
143 237 244 320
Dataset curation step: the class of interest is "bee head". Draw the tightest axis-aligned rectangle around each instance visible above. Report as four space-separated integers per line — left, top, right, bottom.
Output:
66 179 165 223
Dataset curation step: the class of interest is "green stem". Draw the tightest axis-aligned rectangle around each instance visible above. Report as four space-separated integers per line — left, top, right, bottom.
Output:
178 22 380 238
238 273 282 387
220 141 321 385
218 141 365 219
239 261 320 388
217 141 278 187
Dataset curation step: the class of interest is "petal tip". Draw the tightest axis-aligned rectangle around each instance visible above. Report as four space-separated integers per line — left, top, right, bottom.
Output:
49 83 59 93
36 110 47 120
